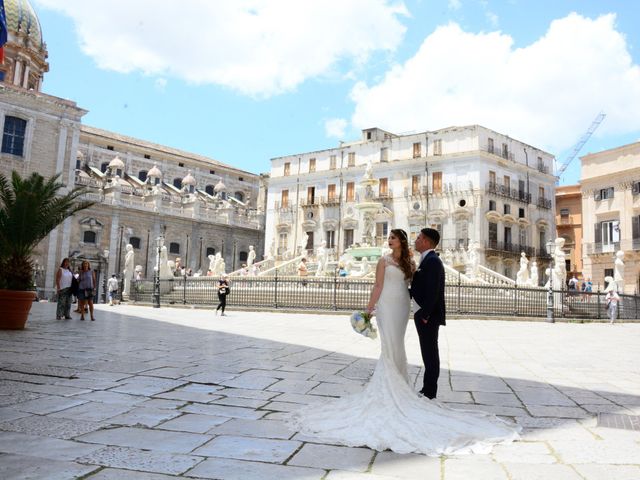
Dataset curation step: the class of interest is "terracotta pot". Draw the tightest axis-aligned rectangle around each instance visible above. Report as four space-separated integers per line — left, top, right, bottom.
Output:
0 289 36 330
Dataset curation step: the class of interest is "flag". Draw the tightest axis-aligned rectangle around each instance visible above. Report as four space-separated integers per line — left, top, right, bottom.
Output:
0 0 7 64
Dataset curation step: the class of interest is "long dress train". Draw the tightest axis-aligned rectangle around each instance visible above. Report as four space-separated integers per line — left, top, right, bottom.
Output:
288 256 521 455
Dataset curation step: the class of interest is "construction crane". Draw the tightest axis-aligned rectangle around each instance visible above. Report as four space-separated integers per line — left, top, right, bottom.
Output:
556 112 606 183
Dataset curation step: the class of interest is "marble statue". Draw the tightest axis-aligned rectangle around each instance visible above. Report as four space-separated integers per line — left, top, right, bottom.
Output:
603 275 616 293
301 232 309 251
315 240 328 277
543 267 551 289
123 244 134 297
208 254 216 274
552 238 567 290
134 265 143 281
159 246 172 279
359 257 371 276
614 250 625 293
466 242 480 279
515 252 530 285
364 158 373 180
247 245 256 267
443 249 453 266
218 258 226 275
530 261 539 287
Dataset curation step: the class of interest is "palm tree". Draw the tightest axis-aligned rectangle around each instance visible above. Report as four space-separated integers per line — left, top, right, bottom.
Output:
0 171 94 290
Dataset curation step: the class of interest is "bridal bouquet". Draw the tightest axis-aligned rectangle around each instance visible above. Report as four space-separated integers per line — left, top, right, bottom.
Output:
350 311 378 339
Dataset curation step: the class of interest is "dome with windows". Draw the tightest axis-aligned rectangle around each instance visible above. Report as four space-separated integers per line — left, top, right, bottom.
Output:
182 170 196 186
214 179 226 192
148 163 162 179
108 156 125 169
1 0 49 91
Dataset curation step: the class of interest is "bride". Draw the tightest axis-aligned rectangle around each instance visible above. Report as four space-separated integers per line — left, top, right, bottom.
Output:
288 229 520 455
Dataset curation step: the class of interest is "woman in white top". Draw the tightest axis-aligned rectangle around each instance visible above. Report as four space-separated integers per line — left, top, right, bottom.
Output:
55 258 74 320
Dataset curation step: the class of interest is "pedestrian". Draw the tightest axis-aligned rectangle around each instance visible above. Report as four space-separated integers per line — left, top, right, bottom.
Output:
55 258 74 320
107 274 119 306
215 275 230 316
605 289 620 324
297 258 308 287
77 260 97 321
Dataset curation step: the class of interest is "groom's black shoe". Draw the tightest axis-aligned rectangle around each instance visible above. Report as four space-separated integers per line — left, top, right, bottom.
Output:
418 391 436 400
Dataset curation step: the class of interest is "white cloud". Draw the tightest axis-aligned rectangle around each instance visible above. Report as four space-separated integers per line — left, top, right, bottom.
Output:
350 13 640 153
35 0 408 98
325 118 348 138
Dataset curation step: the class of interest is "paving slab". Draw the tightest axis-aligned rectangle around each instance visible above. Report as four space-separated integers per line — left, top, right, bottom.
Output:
288 443 374 472
0 414 105 439
192 434 301 462
0 431 103 460
208 418 295 439
156 413 230 433
185 457 324 480
77 426 211 453
0 453 100 480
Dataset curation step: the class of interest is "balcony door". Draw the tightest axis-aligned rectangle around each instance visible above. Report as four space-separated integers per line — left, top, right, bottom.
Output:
599 220 620 252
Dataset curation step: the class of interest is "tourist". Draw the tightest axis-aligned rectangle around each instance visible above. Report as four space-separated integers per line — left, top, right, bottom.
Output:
297 258 308 287
77 260 97 321
55 258 73 320
215 275 230 316
107 274 119 306
605 289 620 324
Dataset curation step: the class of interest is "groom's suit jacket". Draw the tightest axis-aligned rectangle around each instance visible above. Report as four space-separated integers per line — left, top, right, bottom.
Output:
410 250 446 326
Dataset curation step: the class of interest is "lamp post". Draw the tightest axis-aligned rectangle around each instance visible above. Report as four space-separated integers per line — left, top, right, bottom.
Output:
102 249 110 304
153 234 165 308
546 240 555 323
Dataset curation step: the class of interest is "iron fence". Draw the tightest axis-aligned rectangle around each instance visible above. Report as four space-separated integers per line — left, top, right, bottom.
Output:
131 276 640 320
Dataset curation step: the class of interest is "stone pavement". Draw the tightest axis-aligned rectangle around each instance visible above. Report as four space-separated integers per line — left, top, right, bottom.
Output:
0 303 639 480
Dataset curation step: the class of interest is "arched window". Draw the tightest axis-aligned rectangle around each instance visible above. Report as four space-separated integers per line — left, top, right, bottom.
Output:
173 178 182 189
169 242 180 254
206 247 216 256
235 191 244 202
1 116 27 156
83 231 97 244
239 251 248 262
138 171 148 182
100 162 109 173
205 185 215 196
129 236 141 249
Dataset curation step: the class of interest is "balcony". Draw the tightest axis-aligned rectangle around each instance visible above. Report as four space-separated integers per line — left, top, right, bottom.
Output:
300 198 320 208
485 241 536 259
537 163 550 174
558 214 578 226
483 145 515 162
439 238 469 250
319 195 340 206
585 239 640 254
537 197 552 209
485 182 531 204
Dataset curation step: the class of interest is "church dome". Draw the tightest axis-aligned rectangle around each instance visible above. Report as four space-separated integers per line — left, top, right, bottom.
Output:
214 179 226 192
108 156 125 169
182 170 196 186
148 163 162 178
5 0 44 50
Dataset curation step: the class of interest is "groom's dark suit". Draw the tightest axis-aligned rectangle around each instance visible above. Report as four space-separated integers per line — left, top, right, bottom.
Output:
410 250 446 399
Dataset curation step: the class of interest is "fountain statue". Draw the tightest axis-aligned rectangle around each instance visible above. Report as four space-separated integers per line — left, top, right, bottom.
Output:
354 159 381 247
515 252 529 285
123 244 135 298
614 250 625 293
530 261 539 286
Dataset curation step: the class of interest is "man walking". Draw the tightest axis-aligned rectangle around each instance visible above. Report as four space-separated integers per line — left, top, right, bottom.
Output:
410 228 446 399
107 274 119 306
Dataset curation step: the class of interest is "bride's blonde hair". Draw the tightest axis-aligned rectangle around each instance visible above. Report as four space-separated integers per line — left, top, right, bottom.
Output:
390 229 416 281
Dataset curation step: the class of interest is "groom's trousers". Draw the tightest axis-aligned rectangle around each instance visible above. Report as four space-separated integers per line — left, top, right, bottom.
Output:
414 317 440 399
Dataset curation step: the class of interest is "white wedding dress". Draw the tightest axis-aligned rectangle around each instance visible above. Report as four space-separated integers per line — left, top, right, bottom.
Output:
288 256 521 455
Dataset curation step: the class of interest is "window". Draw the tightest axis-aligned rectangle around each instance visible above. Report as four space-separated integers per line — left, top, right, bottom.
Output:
307 186 315 204
178 162 184 167
489 200 496 211
504 176 510 190
209 170 215 175
537 156 544 171
413 142 421 158
488 138 494 154
538 186 545 200
278 233 288 254
488 223 498 244
309 158 316 173
281 189 289 208
504 226 512 246
326 230 335 249
560 208 570 216
328 184 336 201
409 225 421 242
595 187 614 200
346 182 355 202
1 116 27 156
330 155 337 170
234 191 244 202
239 251 248 262
83 231 96 244
379 178 388 197
239 177 244 182
206 247 216 257
138 170 148 182
144 154 151 159
504 204 511 215
598 220 620 252
632 182 640 195
519 227 527 246
455 220 468 248
129 237 141 249
367 132 372 140
433 139 442 156
519 207 525 218
376 222 388 243
348 152 355 167
106 145 114 151
171 178 181 189
380 147 389 162
284 162 291 176
100 162 109 173
205 185 214 196
432 172 442 194
489 170 496 185
539 230 546 251
605 268 614 279
344 229 354 249
169 242 180 254
502 143 508 159
411 175 420 195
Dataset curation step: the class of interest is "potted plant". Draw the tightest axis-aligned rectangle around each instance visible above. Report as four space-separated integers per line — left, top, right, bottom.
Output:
0 171 93 329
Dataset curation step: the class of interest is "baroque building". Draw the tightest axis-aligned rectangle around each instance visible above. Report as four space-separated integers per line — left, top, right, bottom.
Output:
581 141 640 293
265 126 556 279
0 0 265 297
555 184 583 280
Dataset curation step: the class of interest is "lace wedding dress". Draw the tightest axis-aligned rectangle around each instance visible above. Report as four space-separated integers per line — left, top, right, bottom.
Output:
288 256 521 455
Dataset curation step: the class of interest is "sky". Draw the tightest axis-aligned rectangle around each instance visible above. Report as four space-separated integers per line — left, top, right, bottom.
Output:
32 0 640 184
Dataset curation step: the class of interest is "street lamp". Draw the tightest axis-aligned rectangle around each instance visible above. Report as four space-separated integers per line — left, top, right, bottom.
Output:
546 239 555 323
102 249 110 304
153 234 165 308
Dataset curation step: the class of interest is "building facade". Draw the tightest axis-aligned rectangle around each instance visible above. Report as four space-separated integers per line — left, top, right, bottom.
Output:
265 125 556 279
555 185 583 280
581 141 640 293
0 0 265 297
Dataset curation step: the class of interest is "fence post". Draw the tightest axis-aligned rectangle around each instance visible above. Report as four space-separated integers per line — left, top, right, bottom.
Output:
274 269 278 309
597 290 601 320
457 271 461 314
333 275 338 311
514 282 518 315
183 274 187 305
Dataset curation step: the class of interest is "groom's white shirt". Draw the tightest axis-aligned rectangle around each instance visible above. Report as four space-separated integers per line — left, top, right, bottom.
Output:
412 249 434 313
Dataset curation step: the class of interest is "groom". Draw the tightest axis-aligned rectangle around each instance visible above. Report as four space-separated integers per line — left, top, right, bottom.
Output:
411 228 446 399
